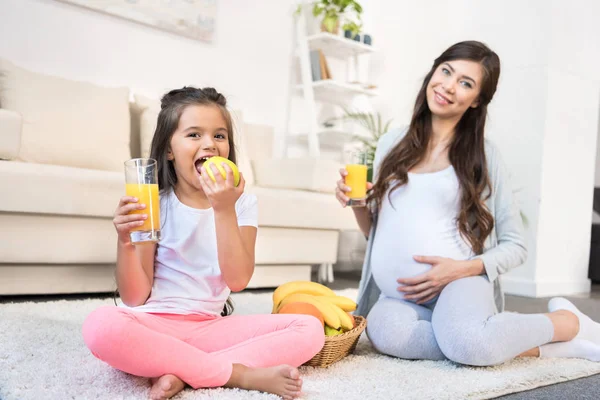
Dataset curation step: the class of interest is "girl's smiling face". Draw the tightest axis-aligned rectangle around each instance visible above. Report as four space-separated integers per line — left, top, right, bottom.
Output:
167 104 230 191
426 59 483 120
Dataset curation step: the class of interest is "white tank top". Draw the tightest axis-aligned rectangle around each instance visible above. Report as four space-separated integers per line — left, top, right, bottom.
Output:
370 166 474 300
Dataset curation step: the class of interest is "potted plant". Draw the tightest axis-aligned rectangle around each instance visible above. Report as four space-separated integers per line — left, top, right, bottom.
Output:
326 109 392 182
309 0 363 37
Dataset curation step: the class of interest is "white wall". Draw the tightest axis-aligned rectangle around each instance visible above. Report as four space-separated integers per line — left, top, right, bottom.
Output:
533 0 600 296
0 0 297 130
2 0 599 296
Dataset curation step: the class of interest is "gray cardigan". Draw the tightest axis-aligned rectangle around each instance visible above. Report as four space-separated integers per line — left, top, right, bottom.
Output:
355 127 528 316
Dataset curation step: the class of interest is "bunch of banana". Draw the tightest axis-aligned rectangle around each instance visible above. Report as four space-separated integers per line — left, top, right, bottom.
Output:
272 281 357 335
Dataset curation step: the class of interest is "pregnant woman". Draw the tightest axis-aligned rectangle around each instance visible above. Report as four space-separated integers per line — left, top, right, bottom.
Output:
335 41 600 366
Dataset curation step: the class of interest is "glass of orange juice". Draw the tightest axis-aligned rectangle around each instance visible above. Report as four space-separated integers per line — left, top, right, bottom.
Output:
124 158 161 244
344 150 368 207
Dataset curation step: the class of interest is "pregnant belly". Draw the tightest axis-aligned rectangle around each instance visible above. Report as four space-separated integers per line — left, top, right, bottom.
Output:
370 232 472 300
371 254 432 300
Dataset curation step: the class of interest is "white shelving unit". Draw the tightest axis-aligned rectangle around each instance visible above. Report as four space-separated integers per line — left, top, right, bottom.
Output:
294 80 379 106
290 126 372 149
306 32 376 58
283 4 378 158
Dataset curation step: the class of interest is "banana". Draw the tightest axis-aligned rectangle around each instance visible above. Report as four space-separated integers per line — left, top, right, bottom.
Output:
275 293 341 329
330 303 355 331
272 281 335 313
317 295 357 312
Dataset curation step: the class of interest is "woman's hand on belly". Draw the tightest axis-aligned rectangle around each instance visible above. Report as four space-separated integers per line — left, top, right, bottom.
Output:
396 256 473 304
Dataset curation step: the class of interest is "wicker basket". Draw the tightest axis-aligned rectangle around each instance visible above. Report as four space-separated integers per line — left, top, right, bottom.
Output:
303 316 367 368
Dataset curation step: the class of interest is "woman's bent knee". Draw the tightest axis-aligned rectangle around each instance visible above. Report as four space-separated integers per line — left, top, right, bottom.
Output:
367 303 419 359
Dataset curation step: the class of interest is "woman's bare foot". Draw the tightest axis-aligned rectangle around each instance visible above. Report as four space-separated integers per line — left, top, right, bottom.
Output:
226 364 303 399
149 374 185 400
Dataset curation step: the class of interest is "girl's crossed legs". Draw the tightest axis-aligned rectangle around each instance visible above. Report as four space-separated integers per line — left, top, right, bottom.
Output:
82 306 324 399
367 275 600 366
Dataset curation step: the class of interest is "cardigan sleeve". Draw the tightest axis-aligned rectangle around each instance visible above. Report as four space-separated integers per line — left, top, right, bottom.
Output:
475 142 528 283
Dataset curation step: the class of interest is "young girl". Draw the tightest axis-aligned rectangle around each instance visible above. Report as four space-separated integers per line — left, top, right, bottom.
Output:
336 41 600 366
83 87 324 400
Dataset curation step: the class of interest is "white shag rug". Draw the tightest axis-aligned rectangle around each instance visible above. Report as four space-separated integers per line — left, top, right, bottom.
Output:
2 288 600 400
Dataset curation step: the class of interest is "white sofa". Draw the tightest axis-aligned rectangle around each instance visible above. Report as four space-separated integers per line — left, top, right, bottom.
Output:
0 59 357 295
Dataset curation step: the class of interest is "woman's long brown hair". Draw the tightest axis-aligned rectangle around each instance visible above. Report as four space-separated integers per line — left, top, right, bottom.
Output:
369 41 501 254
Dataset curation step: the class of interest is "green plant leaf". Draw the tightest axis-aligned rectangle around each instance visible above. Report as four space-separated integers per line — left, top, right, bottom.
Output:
383 119 392 135
324 108 391 154
313 4 324 17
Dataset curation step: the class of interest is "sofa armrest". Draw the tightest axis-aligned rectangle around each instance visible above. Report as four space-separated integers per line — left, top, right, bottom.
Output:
0 109 22 160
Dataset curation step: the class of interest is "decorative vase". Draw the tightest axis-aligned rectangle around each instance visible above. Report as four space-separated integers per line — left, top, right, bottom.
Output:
363 34 372 46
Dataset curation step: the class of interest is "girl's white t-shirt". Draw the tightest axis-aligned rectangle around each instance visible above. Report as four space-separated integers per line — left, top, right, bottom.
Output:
124 189 258 316
370 166 474 301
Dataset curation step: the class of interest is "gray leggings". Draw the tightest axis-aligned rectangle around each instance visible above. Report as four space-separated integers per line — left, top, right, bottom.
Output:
366 275 555 366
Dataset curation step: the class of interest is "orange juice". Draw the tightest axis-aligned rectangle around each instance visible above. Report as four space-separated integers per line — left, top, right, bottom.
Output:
345 164 368 199
125 183 160 232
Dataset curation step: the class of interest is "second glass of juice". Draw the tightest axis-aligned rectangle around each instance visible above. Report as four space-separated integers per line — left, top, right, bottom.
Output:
124 158 161 244
344 150 368 207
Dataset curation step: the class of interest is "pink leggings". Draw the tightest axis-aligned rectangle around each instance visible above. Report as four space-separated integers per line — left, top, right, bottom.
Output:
82 306 325 389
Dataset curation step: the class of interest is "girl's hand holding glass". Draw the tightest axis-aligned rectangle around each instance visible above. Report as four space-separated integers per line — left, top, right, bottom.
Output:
113 196 147 244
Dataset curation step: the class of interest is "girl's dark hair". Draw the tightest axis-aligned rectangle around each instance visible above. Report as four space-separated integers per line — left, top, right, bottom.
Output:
146 86 236 316
369 41 500 254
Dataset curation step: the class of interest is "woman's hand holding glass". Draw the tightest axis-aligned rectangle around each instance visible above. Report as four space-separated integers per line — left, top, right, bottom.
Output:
336 168 373 208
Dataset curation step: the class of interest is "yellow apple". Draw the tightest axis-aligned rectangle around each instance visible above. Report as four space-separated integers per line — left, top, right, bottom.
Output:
204 156 240 187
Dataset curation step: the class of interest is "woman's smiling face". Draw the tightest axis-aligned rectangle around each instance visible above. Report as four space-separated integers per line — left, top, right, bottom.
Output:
426 59 484 120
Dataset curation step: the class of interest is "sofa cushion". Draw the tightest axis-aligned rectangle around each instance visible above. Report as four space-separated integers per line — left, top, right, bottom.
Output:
231 110 255 186
134 93 161 113
0 161 122 218
252 158 340 194
134 93 161 159
243 123 274 162
0 59 131 172
135 94 255 186
0 109 21 160
0 161 356 231
247 186 357 231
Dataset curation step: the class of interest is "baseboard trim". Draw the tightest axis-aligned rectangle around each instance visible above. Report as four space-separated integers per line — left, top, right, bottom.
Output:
501 276 592 298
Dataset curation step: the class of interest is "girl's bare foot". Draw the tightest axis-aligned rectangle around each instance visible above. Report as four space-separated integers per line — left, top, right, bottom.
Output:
226 364 303 399
149 374 185 400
